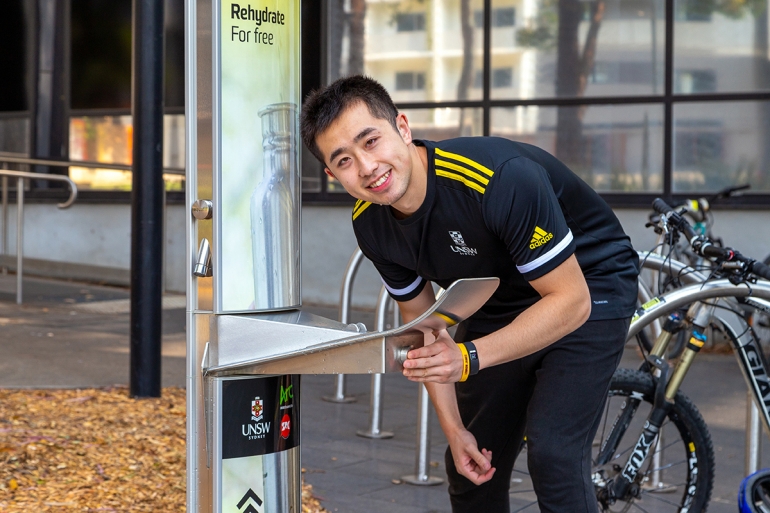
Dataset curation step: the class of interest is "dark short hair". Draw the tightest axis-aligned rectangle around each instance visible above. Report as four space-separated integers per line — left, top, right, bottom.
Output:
300 75 399 164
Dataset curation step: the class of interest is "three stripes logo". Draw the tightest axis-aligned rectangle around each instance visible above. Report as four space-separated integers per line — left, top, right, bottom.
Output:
529 226 553 250
434 148 494 195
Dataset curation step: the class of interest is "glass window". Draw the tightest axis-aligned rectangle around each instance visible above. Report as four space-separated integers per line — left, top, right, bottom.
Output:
474 7 516 27
492 104 665 192
492 68 513 88
165 0 186 108
0 116 30 155
313 0 770 203
675 70 717 93
71 0 184 109
675 0 712 22
71 0 132 109
493 0 665 99
68 115 185 191
396 12 426 32
674 0 770 93
330 0 484 102
395 72 426 91
494 7 516 27
673 101 770 192
0 0 30 112
472 68 513 89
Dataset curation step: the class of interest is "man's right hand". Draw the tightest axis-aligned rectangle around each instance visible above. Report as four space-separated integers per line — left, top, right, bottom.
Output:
447 428 495 485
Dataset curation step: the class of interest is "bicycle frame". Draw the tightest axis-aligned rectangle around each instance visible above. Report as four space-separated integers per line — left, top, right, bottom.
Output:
629 279 770 433
597 278 770 505
637 251 710 340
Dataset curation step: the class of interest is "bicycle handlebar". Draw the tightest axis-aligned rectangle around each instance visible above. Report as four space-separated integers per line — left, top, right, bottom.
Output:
651 197 770 281
750 260 770 281
652 198 698 241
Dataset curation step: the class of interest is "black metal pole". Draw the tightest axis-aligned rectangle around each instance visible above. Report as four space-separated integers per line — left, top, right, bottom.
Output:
130 0 164 398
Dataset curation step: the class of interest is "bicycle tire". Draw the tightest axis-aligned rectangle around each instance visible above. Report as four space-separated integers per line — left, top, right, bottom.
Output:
593 368 715 512
739 468 770 513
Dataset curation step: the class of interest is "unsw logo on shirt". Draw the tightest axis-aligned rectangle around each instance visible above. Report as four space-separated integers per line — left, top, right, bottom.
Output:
529 226 554 250
448 230 477 256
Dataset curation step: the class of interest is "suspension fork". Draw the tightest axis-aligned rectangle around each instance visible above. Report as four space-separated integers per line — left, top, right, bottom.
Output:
611 302 715 500
597 314 684 469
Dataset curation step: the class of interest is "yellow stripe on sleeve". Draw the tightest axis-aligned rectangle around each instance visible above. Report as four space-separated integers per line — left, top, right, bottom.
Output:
436 170 486 194
435 159 490 186
435 148 494 177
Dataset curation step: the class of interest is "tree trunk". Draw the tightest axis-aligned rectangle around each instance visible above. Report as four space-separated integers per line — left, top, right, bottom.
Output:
457 0 474 100
457 0 474 135
348 0 367 75
755 6 770 189
555 0 605 183
328 0 345 80
555 0 583 165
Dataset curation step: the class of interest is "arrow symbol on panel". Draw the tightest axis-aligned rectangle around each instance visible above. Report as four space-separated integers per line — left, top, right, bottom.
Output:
237 488 263 512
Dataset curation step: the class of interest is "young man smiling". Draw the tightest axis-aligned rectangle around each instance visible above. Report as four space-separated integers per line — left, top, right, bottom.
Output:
301 76 639 512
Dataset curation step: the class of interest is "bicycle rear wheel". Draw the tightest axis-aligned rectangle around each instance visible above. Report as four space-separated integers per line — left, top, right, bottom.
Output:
593 368 715 512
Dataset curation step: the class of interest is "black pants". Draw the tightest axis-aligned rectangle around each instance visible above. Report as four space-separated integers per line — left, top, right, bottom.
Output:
446 318 630 513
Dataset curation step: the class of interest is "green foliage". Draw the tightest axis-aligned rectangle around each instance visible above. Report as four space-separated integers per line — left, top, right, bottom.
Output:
386 0 427 27
516 25 555 49
683 0 767 20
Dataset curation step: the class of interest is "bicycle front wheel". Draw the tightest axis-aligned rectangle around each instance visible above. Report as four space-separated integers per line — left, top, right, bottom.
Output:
593 368 715 512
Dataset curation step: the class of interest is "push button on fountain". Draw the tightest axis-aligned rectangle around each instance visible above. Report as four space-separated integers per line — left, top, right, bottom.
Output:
192 199 213 220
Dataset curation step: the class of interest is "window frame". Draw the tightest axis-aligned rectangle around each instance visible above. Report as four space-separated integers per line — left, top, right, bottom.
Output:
304 0 770 208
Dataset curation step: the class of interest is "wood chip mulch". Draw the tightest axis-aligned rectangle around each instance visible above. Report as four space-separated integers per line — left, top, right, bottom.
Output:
0 387 327 512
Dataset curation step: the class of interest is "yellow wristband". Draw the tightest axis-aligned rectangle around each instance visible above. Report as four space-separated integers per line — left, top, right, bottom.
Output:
457 342 470 382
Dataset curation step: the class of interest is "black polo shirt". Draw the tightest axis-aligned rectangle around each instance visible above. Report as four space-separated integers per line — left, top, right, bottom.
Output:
352 137 639 334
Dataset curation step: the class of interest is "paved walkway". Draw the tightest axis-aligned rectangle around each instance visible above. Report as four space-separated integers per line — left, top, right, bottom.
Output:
1 273 767 512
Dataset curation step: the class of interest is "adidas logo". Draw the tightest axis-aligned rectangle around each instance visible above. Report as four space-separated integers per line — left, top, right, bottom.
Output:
529 226 553 250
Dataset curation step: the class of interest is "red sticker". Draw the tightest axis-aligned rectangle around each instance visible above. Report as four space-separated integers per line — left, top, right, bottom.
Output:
280 413 291 439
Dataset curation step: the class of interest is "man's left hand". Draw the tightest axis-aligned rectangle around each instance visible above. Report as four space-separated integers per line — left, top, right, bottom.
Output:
402 330 464 383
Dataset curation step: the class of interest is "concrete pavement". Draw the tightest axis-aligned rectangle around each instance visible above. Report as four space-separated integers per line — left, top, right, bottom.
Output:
1 272 767 512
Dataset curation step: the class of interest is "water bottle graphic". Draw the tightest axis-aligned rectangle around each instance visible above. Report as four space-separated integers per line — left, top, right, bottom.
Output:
250 102 300 310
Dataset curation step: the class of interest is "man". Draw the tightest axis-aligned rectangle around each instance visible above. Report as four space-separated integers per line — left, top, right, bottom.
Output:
300 75 639 513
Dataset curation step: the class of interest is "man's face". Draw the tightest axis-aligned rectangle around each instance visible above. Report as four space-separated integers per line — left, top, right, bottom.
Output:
316 102 415 208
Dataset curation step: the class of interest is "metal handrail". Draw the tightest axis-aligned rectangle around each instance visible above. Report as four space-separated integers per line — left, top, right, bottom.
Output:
0 154 185 175
0 168 78 208
0 166 78 305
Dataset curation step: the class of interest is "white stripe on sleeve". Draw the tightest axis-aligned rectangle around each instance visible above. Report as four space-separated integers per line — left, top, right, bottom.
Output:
516 230 574 275
382 276 424 297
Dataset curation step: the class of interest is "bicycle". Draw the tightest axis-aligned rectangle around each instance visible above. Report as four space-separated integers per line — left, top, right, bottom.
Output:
591 198 770 512
636 184 753 358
